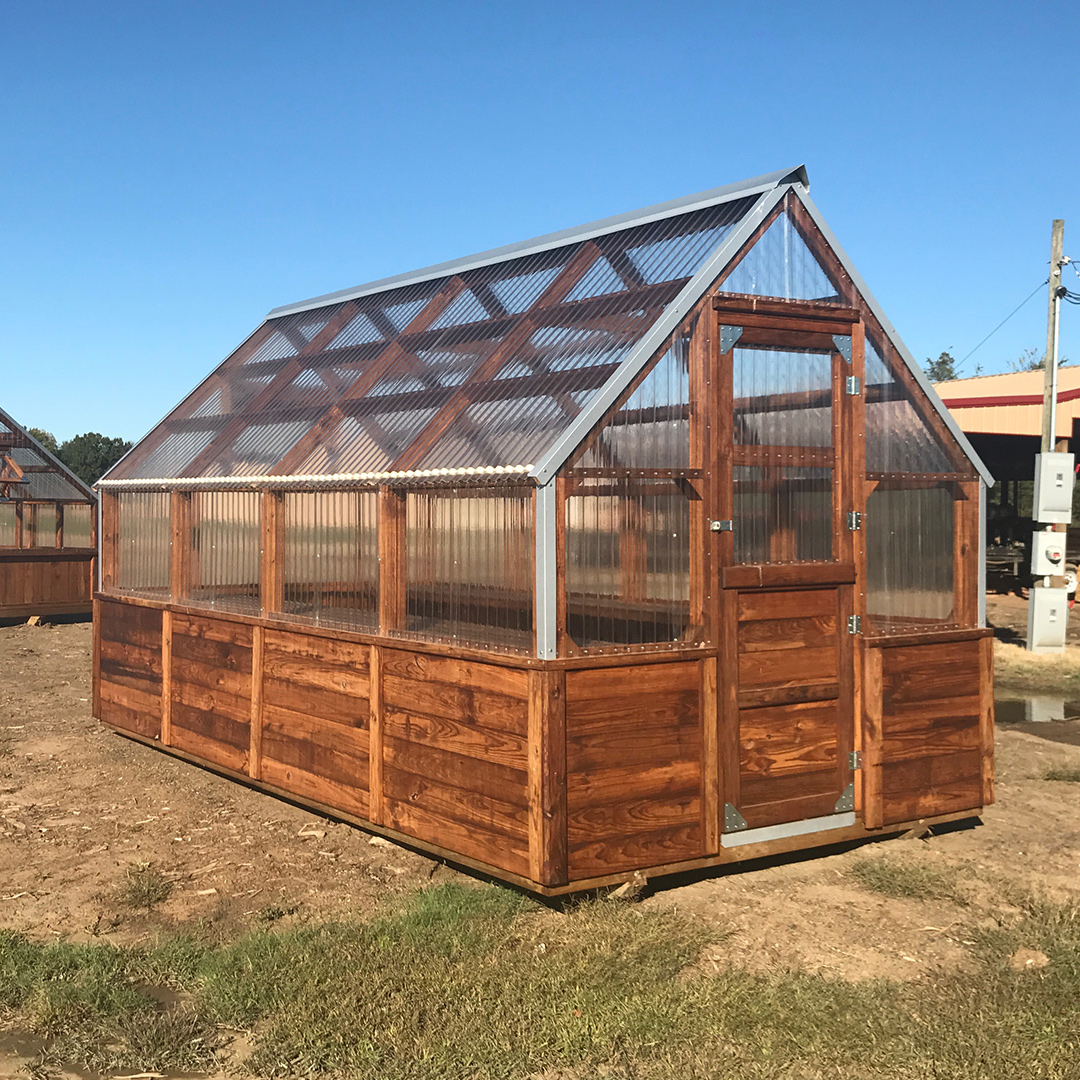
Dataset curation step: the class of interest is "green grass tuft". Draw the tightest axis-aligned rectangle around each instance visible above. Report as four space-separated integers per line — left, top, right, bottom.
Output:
118 863 172 910
1044 766 1080 783
849 855 965 903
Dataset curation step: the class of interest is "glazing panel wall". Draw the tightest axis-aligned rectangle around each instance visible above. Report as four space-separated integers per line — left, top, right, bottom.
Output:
116 491 171 598
281 490 378 630
0 505 15 546
865 337 955 474
733 466 833 563
62 504 93 548
565 477 691 649
24 504 56 547
719 209 841 302
405 486 532 652
866 485 955 627
189 490 260 614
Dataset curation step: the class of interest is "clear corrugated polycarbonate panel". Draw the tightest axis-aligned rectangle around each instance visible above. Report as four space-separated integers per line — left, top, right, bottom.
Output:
116 491 171 598
865 336 956 473
281 490 378 630
575 335 691 471
718 208 841 302
733 347 833 447
0 504 15 546
189 490 260 614
866 484 955 628
24 504 56 547
565 477 691 649
111 197 758 480
62 504 93 547
733 466 833 563
405 486 532 652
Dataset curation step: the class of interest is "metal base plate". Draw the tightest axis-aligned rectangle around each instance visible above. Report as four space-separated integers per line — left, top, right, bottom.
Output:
720 811 857 849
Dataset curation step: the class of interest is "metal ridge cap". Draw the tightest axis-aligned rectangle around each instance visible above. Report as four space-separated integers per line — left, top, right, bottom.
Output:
266 166 808 319
96 464 536 488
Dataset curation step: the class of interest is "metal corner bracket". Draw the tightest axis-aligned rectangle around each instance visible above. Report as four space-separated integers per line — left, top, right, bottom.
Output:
724 803 748 832
720 325 743 353
834 782 855 813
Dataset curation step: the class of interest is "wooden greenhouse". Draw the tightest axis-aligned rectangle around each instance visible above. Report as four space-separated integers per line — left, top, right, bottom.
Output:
0 408 97 619
93 166 995 893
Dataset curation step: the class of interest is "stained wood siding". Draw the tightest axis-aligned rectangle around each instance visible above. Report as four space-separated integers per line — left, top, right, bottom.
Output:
0 551 93 616
259 630 371 818
169 613 253 772
97 598 162 738
869 638 988 825
565 660 704 876
380 649 532 878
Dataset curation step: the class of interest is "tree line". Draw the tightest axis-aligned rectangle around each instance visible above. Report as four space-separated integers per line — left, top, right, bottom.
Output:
27 429 132 487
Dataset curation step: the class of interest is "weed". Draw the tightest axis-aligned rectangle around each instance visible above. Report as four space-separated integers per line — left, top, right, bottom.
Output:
849 855 965 902
1044 766 1080 783
256 901 299 923
118 863 172 910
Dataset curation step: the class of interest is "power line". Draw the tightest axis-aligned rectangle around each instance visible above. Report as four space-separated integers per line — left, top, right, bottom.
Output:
960 279 1048 364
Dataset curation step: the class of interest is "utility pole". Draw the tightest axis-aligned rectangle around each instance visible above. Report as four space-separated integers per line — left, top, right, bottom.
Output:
1041 219 1065 453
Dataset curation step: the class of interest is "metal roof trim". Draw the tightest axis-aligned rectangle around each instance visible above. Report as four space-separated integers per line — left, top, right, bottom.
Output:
528 184 791 486
0 406 97 501
267 166 808 319
788 184 994 487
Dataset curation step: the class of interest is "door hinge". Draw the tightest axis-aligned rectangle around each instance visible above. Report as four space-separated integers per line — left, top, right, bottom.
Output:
849 750 862 770
847 511 862 530
848 614 862 634
845 375 861 395
710 519 733 532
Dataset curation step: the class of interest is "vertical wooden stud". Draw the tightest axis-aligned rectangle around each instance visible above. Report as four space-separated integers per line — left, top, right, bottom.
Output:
249 624 264 778
368 644 384 825
849 319 867 811
688 313 710 640
555 477 569 655
160 608 173 747
528 667 567 887
99 491 118 592
862 645 884 828
378 487 406 634
91 597 101 718
954 480 979 627
55 504 64 549
979 633 995 807
14 501 23 550
170 489 192 602
701 656 720 854
260 490 284 618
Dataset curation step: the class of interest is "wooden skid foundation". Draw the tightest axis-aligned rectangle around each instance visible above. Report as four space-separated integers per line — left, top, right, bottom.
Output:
94 596 993 893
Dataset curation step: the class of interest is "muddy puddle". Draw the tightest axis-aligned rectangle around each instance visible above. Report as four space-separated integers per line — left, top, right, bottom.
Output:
996 694 1080 745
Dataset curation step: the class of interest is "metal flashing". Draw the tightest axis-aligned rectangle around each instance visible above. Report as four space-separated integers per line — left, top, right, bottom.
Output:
530 184 790 485
720 811 857 848
788 185 994 487
267 167 808 319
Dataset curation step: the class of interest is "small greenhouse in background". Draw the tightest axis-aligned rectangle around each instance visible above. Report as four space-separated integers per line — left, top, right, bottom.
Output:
0 407 96 619
94 166 995 893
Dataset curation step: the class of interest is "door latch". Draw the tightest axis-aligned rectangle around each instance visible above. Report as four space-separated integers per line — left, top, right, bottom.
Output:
710 520 733 532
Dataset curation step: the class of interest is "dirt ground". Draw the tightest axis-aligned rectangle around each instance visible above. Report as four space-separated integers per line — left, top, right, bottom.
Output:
1 606 1079 1074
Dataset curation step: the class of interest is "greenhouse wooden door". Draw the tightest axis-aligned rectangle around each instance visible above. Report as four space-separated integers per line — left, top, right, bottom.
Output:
713 298 863 836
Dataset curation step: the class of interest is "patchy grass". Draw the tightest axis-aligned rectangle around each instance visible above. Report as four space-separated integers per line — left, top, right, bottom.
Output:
2 882 1080 1078
994 640 1080 694
849 855 966 903
1044 766 1080 783
118 863 172 911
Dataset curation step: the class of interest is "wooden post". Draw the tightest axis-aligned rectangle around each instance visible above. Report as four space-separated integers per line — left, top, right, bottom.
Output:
161 608 173 747
55 504 64 549
249 624 264 778
368 644 384 825
978 633 995 807
260 490 284 617
528 667 567 886
1041 219 1065 453
14 501 23 550
701 656 720 853
378 487 407 634
91 597 101 718
170 490 191 602
862 645 884 828
99 491 118 591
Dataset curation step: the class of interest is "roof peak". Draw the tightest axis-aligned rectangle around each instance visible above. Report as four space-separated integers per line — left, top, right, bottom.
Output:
267 166 808 320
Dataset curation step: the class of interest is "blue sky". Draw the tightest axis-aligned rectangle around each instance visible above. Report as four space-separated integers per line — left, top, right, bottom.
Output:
3 1 1078 442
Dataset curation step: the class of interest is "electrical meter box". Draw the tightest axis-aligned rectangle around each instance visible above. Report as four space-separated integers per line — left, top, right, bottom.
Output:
1033 452 1075 524
1032 530 1068 577
1028 586 1070 654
